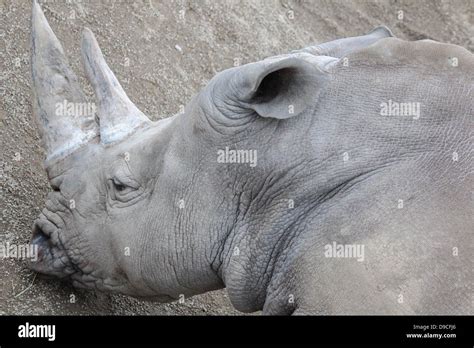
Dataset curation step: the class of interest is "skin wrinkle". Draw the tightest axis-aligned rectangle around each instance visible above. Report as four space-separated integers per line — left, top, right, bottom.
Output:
201 103 254 136
137 211 156 295
255 163 308 209
215 161 304 306
166 155 205 294
207 194 228 268
214 73 255 119
40 196 82 278
182 153 229 281
209 175 244 278
56 229 82 275
213 175 253 263
41 210 62 229
236 162 387 306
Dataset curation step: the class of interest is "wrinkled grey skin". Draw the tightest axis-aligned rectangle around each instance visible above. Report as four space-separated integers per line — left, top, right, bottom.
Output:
30 1 473 314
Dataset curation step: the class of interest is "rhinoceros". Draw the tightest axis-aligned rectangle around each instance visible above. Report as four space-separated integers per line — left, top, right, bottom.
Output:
29 0 473 315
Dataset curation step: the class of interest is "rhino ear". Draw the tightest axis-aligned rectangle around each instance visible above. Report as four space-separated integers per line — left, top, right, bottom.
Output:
225 55 332 119
301 26 394 58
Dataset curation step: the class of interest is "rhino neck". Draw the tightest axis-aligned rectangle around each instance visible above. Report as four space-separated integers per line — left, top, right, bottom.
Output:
210 85 472 313
213 154 382 313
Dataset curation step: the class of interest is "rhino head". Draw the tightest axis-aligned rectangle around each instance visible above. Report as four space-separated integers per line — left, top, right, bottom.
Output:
30 0 473 314
29 0 337 300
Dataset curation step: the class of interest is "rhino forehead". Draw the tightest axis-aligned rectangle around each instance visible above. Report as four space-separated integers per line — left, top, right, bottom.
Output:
349 37 474 72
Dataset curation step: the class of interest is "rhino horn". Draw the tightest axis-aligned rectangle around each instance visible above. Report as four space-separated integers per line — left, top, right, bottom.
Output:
31 0 99 163
81 28 151 144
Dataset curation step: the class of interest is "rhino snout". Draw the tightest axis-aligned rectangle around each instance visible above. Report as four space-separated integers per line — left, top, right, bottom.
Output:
29 217 76 278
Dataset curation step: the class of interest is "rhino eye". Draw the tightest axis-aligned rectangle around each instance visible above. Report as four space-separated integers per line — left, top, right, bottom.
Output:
113 182 126 192
111 178 134 193
107 177 142 205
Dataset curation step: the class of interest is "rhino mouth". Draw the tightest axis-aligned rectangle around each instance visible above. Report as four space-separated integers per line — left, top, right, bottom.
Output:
30 216 176 300
29 218 77 279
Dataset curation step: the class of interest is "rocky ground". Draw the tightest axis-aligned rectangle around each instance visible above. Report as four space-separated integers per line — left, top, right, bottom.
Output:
0 0 472 314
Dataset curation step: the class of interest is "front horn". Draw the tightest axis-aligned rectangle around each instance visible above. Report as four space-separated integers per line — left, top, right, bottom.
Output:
31 0 99 163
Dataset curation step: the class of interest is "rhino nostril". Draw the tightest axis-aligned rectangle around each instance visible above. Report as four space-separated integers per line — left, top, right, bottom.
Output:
32 223 50 245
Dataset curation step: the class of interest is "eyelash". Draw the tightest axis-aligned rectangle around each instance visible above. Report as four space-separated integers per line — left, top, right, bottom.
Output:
113 181 127 192
107 177 144 207
109 178 135 198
